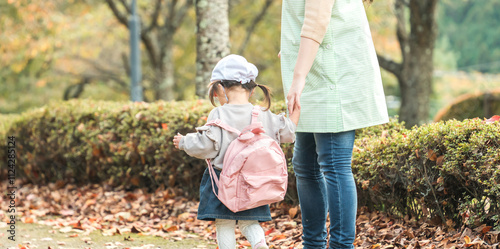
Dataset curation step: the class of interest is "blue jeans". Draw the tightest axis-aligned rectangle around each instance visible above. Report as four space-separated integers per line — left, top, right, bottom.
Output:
293 131 357 249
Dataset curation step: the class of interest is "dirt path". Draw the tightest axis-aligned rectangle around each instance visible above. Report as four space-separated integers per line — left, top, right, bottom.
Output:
1 222 217 249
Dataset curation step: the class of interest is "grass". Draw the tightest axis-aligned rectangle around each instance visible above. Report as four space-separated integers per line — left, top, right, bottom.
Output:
1 222 217 249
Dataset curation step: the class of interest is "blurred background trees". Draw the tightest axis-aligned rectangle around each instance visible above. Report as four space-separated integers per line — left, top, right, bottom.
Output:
437 0 500 74
376 0 438 128
1 0 499 126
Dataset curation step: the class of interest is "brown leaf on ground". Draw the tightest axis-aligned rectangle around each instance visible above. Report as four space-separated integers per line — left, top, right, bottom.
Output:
2 181 498 249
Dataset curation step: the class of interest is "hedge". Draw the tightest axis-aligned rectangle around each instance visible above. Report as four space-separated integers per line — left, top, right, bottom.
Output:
0 99 499 229
0 99 296 199
354 118 500 229
433 88 500 122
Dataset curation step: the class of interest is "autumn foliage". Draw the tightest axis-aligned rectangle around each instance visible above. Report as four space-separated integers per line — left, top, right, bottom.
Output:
1 99 499 231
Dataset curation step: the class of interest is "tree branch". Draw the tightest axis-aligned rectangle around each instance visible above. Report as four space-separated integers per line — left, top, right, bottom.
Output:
140 32 160 68
165 0 176 30
121 52 131 77
143 0 162 33
105 0 128 27
238 0 273 55
67 56 129 89
395 0 409 63
159 0 192 65
172 0 193 31
63 77 91 100
377 54 403 80
118 0 131 14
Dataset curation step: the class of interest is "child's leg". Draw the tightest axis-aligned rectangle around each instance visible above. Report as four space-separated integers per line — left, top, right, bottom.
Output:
215 219 236 249
238 220 268 249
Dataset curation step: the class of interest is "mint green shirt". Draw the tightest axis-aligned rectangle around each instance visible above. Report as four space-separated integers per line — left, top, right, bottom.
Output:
280 0 389 132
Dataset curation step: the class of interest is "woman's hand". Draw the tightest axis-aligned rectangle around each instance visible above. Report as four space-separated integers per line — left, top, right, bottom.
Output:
173 133 183 149
288 96 301 126
287 77 305 117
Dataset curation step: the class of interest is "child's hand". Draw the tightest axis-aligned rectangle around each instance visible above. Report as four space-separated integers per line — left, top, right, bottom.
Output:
289 104 301 126
173 133 184 149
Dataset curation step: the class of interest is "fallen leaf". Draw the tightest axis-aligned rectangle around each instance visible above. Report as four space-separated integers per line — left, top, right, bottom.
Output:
427 149 437 161
436 155 444 166
265 228 275 236
60 226 73 233
362 180 370 190
72 220 84 230
282 221 297 230
288 207 298 218
239 241 251 246
166 225 179 232
131 226 143 233
463 235 471 244
116 212 132 222
271 234 287 241
178 212 192 221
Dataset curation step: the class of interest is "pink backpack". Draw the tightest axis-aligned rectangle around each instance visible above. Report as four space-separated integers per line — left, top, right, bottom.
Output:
205 106 288 213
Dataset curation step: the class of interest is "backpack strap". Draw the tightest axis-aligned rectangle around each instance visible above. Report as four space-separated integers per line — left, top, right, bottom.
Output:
242 106 265 134
205 119 241 135
251 105 261 124
206 159 220 198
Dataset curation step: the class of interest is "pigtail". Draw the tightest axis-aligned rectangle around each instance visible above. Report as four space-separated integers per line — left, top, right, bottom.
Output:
257 84 272 111
207 81 220 107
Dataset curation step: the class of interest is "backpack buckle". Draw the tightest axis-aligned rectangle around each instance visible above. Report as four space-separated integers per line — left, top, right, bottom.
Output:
239 132 255 141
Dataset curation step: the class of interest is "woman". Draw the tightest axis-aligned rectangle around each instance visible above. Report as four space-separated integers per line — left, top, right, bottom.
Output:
280 0 389 248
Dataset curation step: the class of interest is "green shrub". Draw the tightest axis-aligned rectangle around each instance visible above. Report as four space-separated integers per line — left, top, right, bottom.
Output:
433 89 500 122
1 99 499 229
0 100 213 195
0 99 297 200
353 118 500 229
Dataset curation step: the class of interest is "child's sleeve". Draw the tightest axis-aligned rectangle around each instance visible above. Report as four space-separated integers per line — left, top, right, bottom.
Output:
273 112 297 143
178 109 222 159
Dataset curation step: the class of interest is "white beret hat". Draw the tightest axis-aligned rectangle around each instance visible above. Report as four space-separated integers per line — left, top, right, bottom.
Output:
210 54 258 84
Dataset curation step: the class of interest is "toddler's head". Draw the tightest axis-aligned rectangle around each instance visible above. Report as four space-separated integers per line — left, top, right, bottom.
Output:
208 54 271 110
210 54 258 84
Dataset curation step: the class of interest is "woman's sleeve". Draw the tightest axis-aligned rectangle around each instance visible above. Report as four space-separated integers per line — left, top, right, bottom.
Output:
178 109 222 159
300 0 335 44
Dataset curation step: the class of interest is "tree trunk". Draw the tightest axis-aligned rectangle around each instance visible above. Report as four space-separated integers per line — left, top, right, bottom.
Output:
157 38 175 100
377 0 438 128
195 0 230 98
105 0 191 101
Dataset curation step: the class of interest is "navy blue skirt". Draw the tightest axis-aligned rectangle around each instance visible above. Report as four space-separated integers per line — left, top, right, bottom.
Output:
197 167 271 222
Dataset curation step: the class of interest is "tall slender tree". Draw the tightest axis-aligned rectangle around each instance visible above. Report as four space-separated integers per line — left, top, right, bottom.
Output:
194 0 230 98
377 0 438 128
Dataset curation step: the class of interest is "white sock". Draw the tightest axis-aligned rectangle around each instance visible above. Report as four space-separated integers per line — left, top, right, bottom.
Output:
215 219 236 249
238 220 267 248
